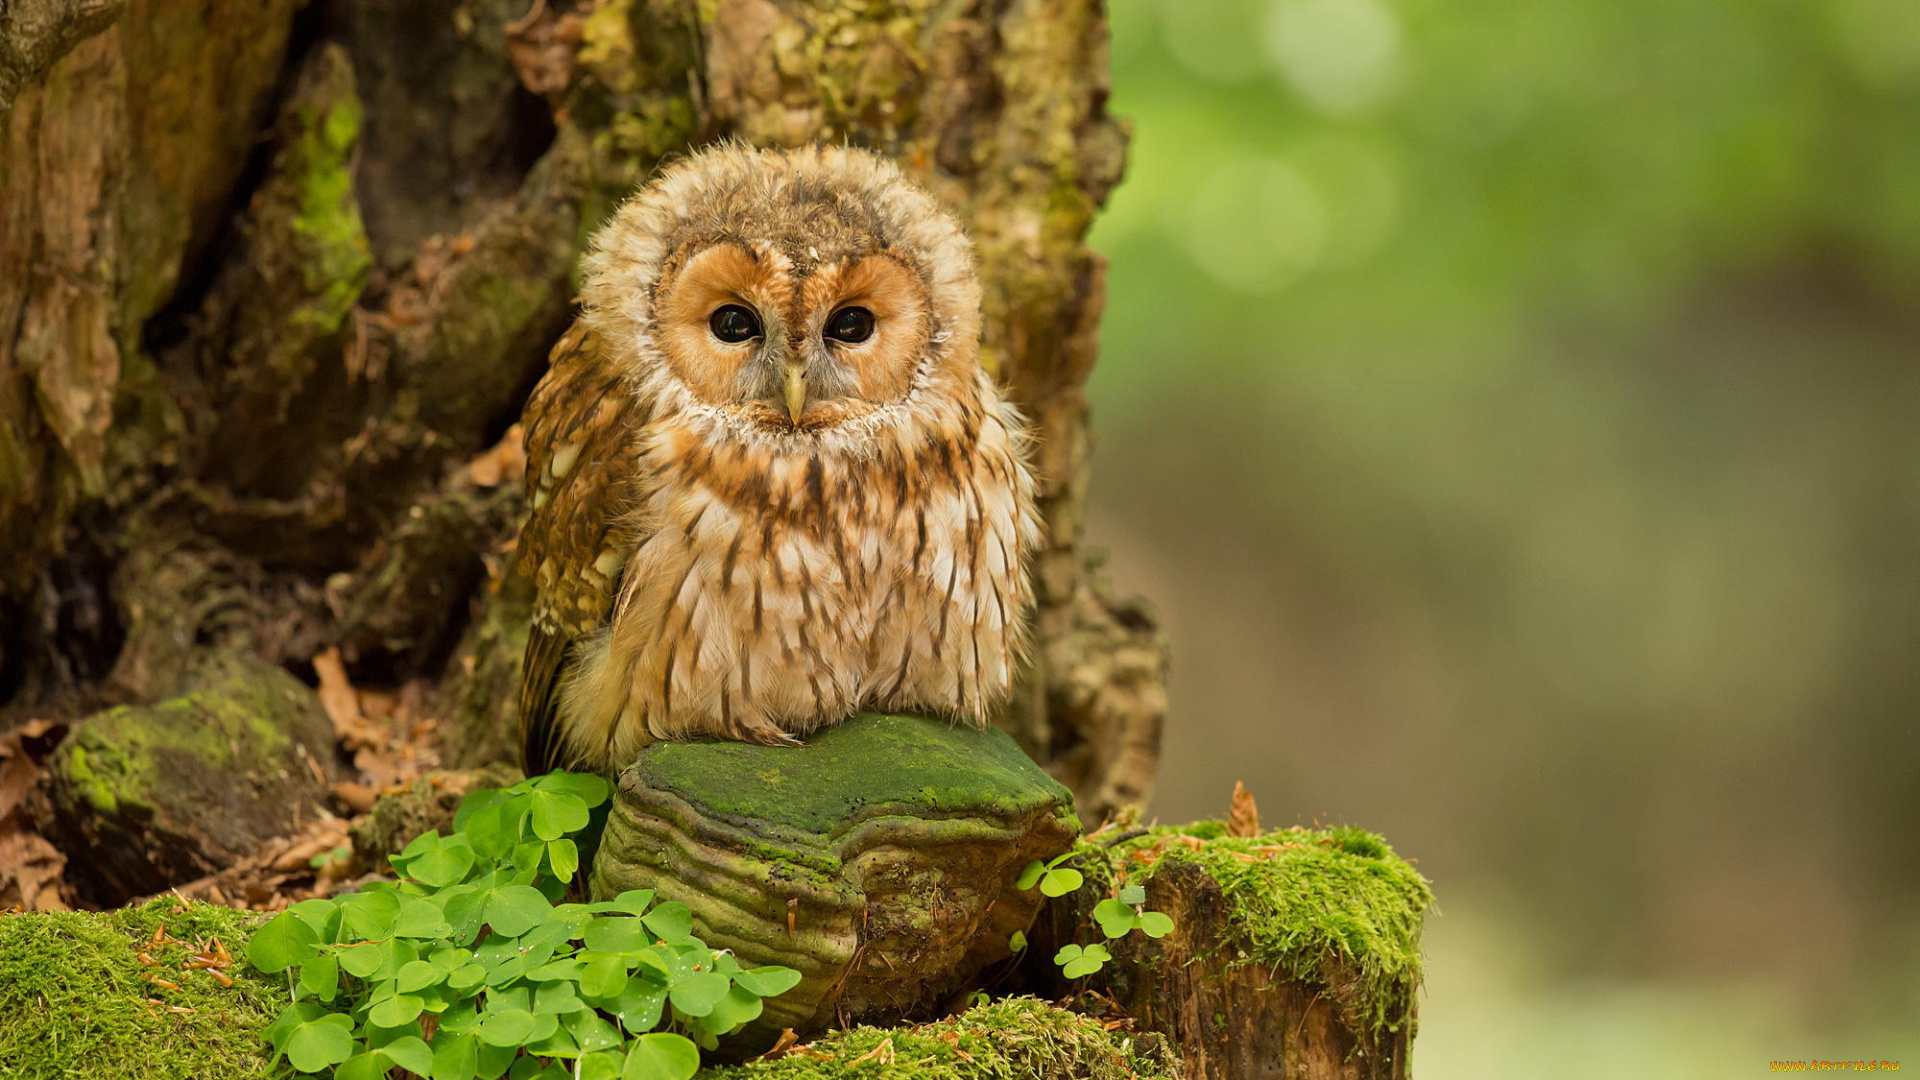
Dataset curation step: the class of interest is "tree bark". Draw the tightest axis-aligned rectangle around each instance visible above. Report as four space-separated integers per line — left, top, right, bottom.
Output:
0 0 1167 819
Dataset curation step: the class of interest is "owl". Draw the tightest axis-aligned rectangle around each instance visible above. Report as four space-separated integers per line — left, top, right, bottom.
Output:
513 144 1041 775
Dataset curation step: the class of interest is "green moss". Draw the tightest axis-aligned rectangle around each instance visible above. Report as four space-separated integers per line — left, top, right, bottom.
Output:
702 997 1177 1080
637 712 1075 837
1093 822 1433 1039
63 744 117 814
597 101 697 167
45 651 333 860
577 0 642 94
283 56 371 341
0 899 289 1080
569 0 698 210
54 656 308 815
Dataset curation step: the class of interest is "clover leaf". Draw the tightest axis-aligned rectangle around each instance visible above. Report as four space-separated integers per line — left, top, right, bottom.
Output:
1053 943 1112 979
622 1032 700 1080
730 965 801 997
283 1011 355 1072
248 911 319 973
1092 897 1137 938
1138 910 1175 938
1016 853 1085 897
527 789 590 842
248 770 804 1078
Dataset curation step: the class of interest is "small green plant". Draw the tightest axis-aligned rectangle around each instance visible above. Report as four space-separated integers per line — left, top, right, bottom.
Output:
1017 858 1177 981
1092 883 1174 940
1014 853 1083 897
247 772 801 1080
1051 944 1111 979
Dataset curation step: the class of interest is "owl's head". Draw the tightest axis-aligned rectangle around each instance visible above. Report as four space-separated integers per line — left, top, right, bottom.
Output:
580 144 983 442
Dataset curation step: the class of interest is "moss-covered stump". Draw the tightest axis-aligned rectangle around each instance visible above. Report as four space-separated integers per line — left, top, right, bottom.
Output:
0 899 284 1080
704 997 1181 1080
590 712 1080 1041
1029 824 1433 1080
34 653 340 905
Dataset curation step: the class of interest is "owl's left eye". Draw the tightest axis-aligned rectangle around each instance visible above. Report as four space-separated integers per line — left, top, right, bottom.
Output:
824 306 875 345
709 305 761 343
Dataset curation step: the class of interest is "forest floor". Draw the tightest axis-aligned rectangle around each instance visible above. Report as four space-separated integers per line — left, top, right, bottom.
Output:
1 648 439 913
0 432 533 915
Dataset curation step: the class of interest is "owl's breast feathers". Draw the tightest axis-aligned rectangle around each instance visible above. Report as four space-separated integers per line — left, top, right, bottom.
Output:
515 325 1040 774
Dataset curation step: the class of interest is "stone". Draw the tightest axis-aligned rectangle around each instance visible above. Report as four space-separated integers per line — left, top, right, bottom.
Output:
35 652 339 904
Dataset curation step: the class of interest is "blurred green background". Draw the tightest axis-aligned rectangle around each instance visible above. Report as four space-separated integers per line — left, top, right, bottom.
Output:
1084 0 1920 1071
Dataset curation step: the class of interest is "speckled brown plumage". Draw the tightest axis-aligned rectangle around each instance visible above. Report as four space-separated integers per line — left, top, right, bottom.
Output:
514 145 1040 774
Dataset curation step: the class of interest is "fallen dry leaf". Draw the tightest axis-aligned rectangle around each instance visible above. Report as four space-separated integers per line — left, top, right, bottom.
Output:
0 828 68 910
848 1037 896 1066
271 824 350 873
0 744 35 821
465 423 527 488
0 718 63 819
504 0 584 99
937 1029 975 1062
750 1029 803 1063
1227 779 1261 838
0 720 70 910
163 814 353 911
312 648 387 753
331 781 378 814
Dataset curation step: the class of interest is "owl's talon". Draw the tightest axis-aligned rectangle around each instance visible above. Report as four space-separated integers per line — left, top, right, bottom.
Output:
741 722 803 748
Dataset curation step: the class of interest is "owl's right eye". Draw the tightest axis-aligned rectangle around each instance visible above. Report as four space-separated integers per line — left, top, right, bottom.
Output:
708 305 761 343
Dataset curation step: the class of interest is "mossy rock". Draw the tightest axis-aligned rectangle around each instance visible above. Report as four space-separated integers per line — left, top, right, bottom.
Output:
0 899 286 1080
35 653 339 904
590 712 1080 1041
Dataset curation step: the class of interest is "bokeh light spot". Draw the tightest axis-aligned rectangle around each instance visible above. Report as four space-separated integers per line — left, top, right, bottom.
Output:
1827 0 1920 87
1184 155 1330 293
1265 0 1405 114
1161 0 1275 83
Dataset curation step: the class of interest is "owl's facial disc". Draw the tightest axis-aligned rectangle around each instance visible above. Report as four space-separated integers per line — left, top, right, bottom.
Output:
655 241 933 434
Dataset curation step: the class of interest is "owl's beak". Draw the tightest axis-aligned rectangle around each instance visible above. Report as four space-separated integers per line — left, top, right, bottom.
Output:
782 360 807 424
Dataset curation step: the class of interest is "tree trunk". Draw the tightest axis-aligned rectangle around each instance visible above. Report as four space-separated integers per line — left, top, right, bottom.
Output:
0 0 1166 822
1028 852 1425 1080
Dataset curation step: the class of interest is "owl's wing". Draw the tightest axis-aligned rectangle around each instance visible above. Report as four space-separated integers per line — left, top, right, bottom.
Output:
515 322 647 775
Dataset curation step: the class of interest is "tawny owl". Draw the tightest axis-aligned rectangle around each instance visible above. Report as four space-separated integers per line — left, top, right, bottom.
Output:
513 144 1041 775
